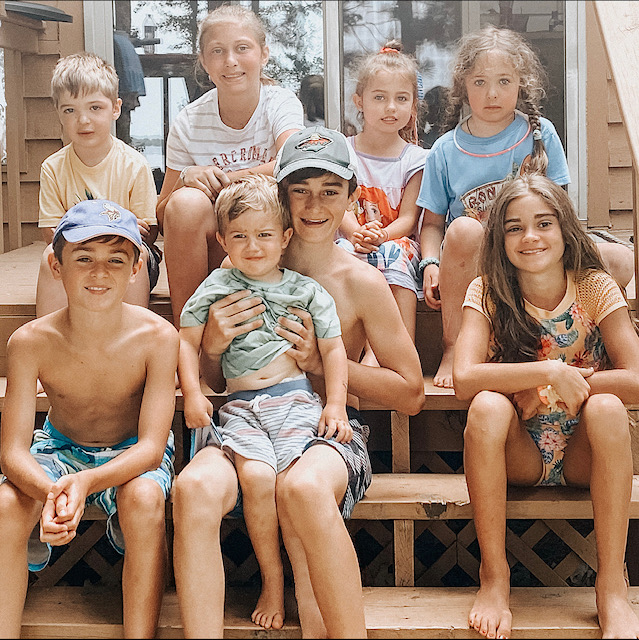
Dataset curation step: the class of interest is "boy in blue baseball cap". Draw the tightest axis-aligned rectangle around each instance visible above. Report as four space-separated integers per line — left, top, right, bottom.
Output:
0 199 179 637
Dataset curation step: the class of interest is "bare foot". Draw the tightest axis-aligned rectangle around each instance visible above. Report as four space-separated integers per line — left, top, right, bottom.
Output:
469 569 512 639
433 348 454 388
596 577 639 638
251 580 285 630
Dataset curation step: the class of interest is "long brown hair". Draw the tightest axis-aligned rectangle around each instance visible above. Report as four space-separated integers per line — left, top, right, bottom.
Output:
445 25 549 174
480 174 606 362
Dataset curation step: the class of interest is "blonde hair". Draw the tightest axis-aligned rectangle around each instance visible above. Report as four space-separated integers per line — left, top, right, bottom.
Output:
215 174 290 236
445 25 549 174
51 52 119 108
353 40 421 144
197 4 275 86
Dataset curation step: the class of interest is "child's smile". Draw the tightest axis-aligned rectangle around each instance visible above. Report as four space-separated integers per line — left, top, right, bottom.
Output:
503 193 564 276
217 209 292 283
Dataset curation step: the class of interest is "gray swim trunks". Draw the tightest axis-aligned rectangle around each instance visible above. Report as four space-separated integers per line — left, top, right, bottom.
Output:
190 381 371 519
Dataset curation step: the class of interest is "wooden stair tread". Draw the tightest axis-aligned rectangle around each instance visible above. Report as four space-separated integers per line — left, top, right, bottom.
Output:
21 585 639 638
73 473 639 521
0 376 467 412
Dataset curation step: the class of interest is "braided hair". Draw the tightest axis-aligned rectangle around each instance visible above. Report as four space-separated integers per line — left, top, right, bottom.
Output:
445 25 549 174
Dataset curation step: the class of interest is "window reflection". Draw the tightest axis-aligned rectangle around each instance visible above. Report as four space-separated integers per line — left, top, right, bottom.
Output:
112 0 323 182
343 1 565 149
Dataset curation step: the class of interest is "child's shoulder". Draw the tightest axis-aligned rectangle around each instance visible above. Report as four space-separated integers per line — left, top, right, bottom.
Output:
425 129 456 158
111 136 147 159
7 311 65 357
262 83 299 103
176 88 219 120
574 268 624 299
125 304 177 337
335 248 392 294
41 142 73 169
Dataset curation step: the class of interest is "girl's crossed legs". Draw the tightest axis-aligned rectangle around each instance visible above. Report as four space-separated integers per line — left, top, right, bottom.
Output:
464 390 639 639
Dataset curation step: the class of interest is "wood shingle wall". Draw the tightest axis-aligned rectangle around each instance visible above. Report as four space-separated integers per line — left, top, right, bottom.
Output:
0 0 83 252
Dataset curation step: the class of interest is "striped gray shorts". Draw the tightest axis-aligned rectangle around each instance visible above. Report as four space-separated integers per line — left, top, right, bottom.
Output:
216 378 324 474
190 378 371 519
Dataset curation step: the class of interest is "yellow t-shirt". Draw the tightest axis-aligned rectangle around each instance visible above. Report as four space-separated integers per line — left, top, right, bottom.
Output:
38 135 157 228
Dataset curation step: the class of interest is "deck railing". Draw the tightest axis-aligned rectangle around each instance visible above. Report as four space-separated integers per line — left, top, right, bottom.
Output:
595 1 639 302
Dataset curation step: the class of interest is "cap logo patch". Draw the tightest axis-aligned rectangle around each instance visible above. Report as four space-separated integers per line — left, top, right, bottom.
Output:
101 202 121 222
295 133 332 153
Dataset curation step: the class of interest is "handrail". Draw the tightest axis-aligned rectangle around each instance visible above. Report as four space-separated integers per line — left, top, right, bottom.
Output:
594 1 639 301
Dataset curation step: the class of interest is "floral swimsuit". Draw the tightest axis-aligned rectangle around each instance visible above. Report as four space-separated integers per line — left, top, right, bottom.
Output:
464 270 627 485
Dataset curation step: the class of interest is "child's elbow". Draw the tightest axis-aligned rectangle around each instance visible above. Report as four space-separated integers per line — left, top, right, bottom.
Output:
403 381 426 415
452 371 475 402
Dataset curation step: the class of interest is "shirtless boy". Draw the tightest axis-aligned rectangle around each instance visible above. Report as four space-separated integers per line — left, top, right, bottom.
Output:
172 127 424 638
0 199 178 638
178 173 350 630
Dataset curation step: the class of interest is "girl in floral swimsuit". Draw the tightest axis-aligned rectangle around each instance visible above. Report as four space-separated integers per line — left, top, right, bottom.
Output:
454 174 639 639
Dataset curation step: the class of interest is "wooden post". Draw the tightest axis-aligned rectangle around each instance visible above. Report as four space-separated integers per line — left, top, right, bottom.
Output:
394 520 414 586
4 49 23 251
391 411 410 473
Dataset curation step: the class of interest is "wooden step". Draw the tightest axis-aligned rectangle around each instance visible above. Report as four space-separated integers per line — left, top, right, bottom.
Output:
21 585 639 638
0 376 468 413
69 472 639 522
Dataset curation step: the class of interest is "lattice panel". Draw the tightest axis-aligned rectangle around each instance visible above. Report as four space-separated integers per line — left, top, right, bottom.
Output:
29 520 123 588
413 519 596 588
30 515 597 590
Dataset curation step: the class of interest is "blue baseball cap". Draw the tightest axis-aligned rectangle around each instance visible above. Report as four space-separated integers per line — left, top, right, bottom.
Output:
274 126 359 183
53 199 142 250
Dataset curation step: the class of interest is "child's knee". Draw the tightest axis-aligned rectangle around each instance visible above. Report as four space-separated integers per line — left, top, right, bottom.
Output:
238 461 276 497
117 478 166 526
598 243 634 289
173 466 230 523
465 391 515 442
443 217 484 257
164 188 216 233
0 483 40 536
582 394 630 444
276 468 320 512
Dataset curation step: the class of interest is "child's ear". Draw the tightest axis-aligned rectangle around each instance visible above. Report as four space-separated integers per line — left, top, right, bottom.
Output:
112 97 122 121
216 231 228 254
48 250 63 281
129 255 143 283
281 227 293 249
349 185 361 206
352 93 363 113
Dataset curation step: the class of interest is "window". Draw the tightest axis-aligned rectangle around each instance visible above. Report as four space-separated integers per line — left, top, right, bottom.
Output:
111 0 323 185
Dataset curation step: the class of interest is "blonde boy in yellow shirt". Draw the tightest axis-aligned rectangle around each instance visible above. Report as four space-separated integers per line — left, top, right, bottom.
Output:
36 52 160 316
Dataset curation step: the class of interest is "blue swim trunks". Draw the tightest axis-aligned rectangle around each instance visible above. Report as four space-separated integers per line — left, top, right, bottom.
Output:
23 417 175 572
